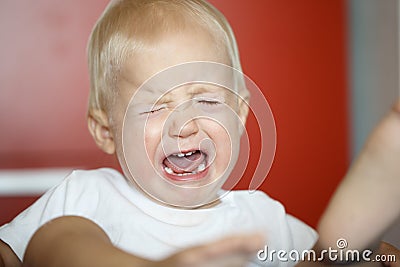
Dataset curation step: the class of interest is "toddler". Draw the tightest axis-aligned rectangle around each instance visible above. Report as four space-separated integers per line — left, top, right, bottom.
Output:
4 0 396 266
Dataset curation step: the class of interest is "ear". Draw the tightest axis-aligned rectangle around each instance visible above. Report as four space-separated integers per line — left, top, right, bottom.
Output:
237 88 250 135
87 109 115 154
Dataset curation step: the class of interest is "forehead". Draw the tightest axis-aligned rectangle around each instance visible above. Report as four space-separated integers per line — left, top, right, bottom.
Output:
130 85 237 111
123 67 239 107
119 28 231 93
155 83 233 100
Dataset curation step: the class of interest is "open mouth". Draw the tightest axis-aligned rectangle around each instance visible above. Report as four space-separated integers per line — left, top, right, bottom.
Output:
162 150 209 181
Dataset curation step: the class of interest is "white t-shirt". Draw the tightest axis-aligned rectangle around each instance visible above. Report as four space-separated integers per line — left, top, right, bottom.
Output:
0 168 317 266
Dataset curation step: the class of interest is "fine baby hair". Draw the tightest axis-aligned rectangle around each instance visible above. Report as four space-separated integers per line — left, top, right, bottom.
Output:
87 0 242 115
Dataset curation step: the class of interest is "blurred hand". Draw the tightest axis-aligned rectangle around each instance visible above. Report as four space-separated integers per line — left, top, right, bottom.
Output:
379 242 399 267
155 233 264 267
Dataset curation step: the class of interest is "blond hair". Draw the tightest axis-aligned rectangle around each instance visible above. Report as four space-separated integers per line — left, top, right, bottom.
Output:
87 0 243 115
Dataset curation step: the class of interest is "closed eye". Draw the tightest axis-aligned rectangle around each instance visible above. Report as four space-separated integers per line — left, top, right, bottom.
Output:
140 106 166 115
196 99 222 105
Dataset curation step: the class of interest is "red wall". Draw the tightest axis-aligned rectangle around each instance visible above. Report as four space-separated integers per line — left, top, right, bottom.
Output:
209 0 350 226
0 1 349 227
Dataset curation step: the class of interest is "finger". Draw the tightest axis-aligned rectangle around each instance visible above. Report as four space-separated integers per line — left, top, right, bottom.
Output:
379 242 400 267
393 99 400 113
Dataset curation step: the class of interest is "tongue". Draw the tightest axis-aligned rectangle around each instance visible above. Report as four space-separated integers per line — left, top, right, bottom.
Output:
164 151 205 174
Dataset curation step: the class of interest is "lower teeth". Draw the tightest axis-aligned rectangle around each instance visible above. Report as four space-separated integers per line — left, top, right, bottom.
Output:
164 162 206 176
164 167 174 174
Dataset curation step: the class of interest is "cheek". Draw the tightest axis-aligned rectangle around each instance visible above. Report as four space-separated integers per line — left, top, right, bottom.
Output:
206 111 241 145
143 119 163 162
120 120 144 170
122 119 162 183
123 112 165 169
204 118 239 171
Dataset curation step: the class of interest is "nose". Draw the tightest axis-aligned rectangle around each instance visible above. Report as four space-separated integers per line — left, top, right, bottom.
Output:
168 107 199 139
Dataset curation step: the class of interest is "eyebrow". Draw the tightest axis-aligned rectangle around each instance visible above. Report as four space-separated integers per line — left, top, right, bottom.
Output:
147 83 226 104
187 84 223 95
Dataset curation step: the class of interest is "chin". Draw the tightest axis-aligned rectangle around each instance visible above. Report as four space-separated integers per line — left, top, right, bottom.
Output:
153 183 223 208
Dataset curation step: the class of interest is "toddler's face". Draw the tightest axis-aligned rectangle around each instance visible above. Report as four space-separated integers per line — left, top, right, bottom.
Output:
111 29 247 208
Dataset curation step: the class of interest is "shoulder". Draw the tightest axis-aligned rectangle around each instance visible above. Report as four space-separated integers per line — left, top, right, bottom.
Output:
226 190 286 213
55 168 128 197
63 168 125 186
0 168 127 260
225 190 318 250
50 168 130 213
286 214 318 250
1 167 128 228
